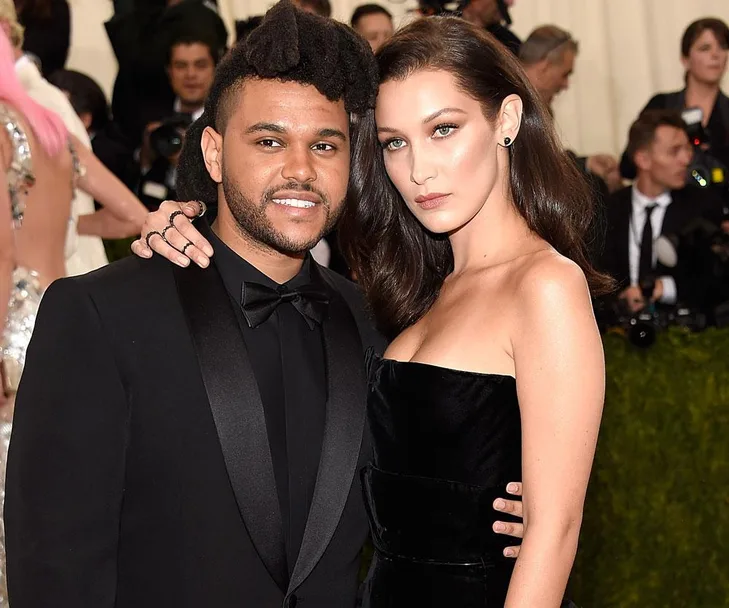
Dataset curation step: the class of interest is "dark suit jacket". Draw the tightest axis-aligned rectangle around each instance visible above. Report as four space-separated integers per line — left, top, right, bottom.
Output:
19 0 70 77
619 89 729 179
6 254 386 608
599 186 707 302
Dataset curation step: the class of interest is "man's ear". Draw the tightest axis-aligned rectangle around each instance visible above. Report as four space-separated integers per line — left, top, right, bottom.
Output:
201 126 224 184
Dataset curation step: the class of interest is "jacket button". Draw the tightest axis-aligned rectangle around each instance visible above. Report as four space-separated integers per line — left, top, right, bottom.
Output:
288 594 298 608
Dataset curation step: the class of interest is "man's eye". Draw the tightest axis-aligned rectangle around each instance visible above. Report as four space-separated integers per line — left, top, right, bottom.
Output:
313 143 336 152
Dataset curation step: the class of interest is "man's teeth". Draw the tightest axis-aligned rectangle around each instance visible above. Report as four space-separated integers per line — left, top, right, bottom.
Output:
273 198 316 208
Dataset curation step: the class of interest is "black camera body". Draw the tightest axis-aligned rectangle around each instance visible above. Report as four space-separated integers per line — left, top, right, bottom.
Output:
149 113 194 159
594 277 708 349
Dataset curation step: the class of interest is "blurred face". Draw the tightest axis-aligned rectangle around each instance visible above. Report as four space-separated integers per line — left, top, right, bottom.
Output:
202 79 350 254
168 43 215 109
636 126 693 191
354 12 393 52
466 0 501 26
376 69 510 235
682 29 728 85
538 48 575 105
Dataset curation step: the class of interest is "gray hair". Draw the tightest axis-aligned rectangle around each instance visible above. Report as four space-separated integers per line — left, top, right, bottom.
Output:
519 25 578 66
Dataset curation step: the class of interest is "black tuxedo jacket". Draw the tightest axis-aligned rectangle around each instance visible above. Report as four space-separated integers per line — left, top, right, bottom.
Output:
599 186 706 300
6 254 385 608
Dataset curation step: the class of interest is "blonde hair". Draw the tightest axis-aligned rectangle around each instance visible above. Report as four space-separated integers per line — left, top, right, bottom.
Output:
0 0 24 47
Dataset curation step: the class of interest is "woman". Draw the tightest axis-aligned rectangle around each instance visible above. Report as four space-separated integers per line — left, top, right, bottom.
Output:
620 17 729 179
0 21 77 601
132 16 606 607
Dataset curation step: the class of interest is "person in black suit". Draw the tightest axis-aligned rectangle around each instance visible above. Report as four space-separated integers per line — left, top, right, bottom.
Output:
519 24 623 194
16 0 70 77
620 17 729 179
105 0 227 150
4 3 527 606
601 109 711 313
135 29 219 211
457 0 521 56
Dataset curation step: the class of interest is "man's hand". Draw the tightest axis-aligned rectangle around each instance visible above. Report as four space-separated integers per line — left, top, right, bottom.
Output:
493 481 524 558
619 285 644 313
651 278 664 303
586 153 623 193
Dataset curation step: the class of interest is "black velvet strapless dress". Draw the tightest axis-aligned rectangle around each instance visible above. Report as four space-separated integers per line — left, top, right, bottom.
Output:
361 351 523 607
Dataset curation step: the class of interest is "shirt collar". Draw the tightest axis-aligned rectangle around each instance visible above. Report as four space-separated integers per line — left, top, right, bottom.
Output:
632 184 672 211
173 98 205 122
203 219 313 303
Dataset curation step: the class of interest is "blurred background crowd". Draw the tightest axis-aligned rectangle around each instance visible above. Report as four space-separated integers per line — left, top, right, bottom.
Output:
0 1 728 605
4 2 729 336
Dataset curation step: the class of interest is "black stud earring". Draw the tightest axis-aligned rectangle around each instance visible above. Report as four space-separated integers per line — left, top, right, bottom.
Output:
503 137 512 147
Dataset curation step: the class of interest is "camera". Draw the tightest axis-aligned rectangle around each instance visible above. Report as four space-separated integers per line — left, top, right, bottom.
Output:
681 108 729 203
594 275 708 349
149 113 194 159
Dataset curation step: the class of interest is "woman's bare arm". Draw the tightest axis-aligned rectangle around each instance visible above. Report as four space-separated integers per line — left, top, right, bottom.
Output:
504 256 604 608
70 135 147 238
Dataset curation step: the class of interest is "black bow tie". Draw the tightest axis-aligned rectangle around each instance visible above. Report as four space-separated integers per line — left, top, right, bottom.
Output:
241 281 330 329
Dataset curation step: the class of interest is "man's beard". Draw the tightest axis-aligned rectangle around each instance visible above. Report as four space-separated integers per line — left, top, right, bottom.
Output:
222 170 342 255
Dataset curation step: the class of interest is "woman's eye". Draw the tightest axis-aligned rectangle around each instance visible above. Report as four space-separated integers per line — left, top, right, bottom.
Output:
384 138 406 151
433 125 457 138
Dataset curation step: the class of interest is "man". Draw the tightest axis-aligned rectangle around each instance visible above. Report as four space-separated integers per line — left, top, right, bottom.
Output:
520 24 622 193
460 0 520 56
0 0 145 276
351 4 393 53
105 0 228 148
5 4 524 607
600 110 709 312
138 31 218 209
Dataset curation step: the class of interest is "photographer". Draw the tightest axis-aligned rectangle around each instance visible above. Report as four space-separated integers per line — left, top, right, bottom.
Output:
520 25 623 194
620 18 729 184
600 110 714 314
106 0 227 149
137 30 218 210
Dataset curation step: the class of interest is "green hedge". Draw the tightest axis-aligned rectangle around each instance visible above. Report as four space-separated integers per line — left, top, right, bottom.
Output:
569 327 729 607
103 238 135 264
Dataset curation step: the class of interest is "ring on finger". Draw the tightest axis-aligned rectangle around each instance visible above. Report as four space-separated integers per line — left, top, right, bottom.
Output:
169 210 185 225
197 201 207 218
145 230 163 249
161 224 175 241
181 242 194 255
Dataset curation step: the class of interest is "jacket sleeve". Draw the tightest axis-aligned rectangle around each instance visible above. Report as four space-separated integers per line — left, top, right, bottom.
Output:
5 277 129 608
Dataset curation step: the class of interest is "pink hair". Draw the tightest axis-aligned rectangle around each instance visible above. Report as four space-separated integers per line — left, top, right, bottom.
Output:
0 30 67 157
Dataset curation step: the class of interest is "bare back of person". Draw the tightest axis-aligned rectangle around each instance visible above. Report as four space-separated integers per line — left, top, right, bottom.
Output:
1 103 74 289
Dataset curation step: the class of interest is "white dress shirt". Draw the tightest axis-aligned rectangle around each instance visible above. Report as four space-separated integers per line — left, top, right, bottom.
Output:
629 185 677 304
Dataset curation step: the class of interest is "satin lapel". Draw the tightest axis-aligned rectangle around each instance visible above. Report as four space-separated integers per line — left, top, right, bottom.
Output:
287 266 367 593
173 262 288 591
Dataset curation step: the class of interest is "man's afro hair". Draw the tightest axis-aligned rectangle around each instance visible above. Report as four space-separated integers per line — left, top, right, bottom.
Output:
176 0 379 205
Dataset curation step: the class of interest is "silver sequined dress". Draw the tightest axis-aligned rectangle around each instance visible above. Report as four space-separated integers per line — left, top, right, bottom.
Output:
0 103 40 606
